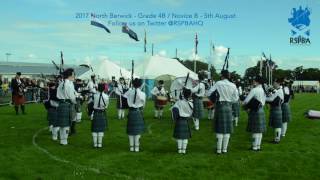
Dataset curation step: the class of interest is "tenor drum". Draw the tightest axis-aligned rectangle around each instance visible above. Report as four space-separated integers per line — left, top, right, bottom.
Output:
203 97 214 109
156 96 168 107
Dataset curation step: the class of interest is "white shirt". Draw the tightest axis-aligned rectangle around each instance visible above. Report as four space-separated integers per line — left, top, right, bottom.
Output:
93 92 109 110
266 87 284 102
151 86 166 96
124 88 146 108
57 79 77 104
191 82 206 97
115 83 128 97
173 99 193 117
283 86 290 95
208 79 238 102
87 80 97 94
243 85 266 106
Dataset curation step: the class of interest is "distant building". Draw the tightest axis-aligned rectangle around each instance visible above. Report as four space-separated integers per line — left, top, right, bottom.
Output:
0 61 88 80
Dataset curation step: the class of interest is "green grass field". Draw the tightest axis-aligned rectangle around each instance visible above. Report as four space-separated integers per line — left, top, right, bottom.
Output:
0 94 320 180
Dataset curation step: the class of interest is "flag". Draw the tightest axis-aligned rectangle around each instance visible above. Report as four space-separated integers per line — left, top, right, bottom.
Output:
122 25 139 41
144 29 147 53
195 33 198 55
91 20 111 33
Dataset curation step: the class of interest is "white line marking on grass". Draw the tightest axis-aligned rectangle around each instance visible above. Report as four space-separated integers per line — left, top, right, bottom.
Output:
32 127 101 174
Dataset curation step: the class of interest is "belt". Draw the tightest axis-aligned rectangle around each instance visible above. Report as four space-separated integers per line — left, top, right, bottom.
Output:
94 109 105 112
58 99 72 103
216 101 232 105
129 107 142 111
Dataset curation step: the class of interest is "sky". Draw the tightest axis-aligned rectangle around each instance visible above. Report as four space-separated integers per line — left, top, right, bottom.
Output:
0 0 319 75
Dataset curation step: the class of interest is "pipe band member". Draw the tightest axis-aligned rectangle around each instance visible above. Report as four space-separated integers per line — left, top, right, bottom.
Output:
243 75 267 151
46 80 60 141
11 72 26 115
191 73 206 131
172 88 193 154
87 75 98 120
281 79 293 137
151 80 167 119
266 79 284 144
56 68 77 145
232 80 242 127
115 77 129 119
92 83 109 148
124 78 146 152
208 70 238 154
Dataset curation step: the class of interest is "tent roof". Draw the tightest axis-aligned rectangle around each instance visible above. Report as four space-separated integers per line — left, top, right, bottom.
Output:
136 55 198 80
78 59 137 81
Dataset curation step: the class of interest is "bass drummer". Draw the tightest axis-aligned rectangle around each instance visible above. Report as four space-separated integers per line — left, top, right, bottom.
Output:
151 80 167 119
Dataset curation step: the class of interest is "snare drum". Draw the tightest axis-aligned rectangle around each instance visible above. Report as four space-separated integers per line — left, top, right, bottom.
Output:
203 97 214 109
156 96 168 107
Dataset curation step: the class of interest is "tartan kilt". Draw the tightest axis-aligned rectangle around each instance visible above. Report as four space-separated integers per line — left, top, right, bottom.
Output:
281 103 291 123
13 95 25 105
92 110 107 132
47 107 58 127
57 102 74 127
232 101 240 118
246 108 266 133
75 98 82 113
214 102 233 134
127 108 145 135
173 117 191 139
193 96 204 119
269 106 283 128
117 95 129 109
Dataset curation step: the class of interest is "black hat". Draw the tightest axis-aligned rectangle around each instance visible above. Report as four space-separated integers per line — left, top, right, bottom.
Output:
221 70 230 79
133 78 142 88
158 80 164 84
63 68 75 79
16 72 22 76
98 83 105 92
254 75 264 84
182 88 192 99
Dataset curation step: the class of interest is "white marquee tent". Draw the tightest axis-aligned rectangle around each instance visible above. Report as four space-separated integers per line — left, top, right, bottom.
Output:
135 55 198 80
78 59 137 81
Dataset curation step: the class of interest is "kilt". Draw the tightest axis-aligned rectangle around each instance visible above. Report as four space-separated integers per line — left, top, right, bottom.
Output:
173 117 191 139
13 95 25 105
57 102 75 127
232 101 240 118
75 98 82 113
214 102 233 134
269 106 283 128
47 107 58 127
127 108 145 135
246 107 266 133
92 110 107 132
117 95 128 109
193 96 204 119
281 103 292 123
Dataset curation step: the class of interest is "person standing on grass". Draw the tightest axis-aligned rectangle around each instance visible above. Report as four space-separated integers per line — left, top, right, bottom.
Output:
266 79 284 144
115 77 129 120
208 70 238 154
231 80 241 127
191 73 206 131
56 69 77 146
91 83 109 148
124 78 146 152
47 80 60 141
281 79 293 137
11 72 26 115
171 88 193 154
243 76 267 151
151 80 167 119
87 75 98 120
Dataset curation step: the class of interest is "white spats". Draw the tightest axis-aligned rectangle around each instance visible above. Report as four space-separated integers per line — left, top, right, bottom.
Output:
76 112 82 122
154 110 159 118
159 110 163 118
92 132 98 148
182 139 188 154
129 135 134 152
177 139 183 153
193 118 200 131
222 134 230 153
275 128 282 143
52 127 60 141
252 133 259 151
216 133 223 154
118 109 125 119
281 122 288 137
234 117 239 127
97 132 104 148
257 133 263 150
134 135 141 152
59 127 70 145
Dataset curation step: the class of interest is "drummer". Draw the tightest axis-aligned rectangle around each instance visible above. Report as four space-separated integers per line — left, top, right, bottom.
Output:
151 80 167 119
205 79 215 120
115 77 129 120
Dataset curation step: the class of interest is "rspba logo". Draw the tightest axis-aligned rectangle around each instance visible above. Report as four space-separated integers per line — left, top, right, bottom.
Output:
288 6 311 45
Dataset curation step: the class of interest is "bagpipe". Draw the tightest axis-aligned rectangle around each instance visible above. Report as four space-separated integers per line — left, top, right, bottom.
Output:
243 98 261 112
